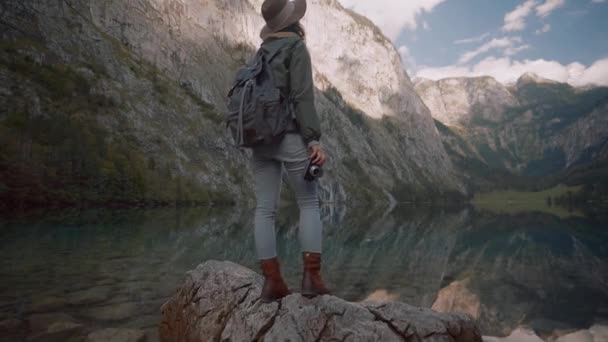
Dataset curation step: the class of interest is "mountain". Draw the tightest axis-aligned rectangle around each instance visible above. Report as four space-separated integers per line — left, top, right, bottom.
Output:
414 76 518 127
0 0 463 210
414 74 608 191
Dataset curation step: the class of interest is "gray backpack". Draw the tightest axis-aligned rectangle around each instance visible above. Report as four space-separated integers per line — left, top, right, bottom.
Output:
226 41 298 148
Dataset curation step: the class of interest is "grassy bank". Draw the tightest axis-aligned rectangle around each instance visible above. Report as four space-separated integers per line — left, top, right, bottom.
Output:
472 184 585 218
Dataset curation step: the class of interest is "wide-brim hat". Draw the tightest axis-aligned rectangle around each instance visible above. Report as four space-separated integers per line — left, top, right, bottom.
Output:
260 0 307 40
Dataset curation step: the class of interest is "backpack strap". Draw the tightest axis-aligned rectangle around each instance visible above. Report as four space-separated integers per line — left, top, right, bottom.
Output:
258 36 302 100
261 32 302 63
236 80 254 146
283 38 304 120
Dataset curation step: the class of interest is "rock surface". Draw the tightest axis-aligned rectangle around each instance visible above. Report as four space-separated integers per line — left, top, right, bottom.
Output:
159 260 482 341
432 279 481 320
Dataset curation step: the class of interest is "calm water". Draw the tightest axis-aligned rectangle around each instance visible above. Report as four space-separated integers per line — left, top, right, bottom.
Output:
0 205 607 340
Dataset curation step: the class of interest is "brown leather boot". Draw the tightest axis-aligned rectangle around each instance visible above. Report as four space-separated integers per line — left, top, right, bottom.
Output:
260 257 291 303
301 252 331 298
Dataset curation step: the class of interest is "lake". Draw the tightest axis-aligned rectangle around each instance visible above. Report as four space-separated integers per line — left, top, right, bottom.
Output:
0 205 607 340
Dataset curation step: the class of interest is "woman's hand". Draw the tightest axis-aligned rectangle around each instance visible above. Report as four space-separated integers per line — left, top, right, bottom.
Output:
308 145 327 166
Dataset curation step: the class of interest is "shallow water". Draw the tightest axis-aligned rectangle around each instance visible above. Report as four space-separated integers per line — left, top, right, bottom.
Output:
0 205 607 339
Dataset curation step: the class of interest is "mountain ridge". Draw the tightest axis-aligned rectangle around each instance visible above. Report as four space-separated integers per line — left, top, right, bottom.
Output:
415 73 608 192
414 72 598 89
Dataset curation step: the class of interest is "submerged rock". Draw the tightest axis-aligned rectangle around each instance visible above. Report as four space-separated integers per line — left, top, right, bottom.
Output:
81 302 139 322
0 318 26 342
67 286 113 306
160 260 482 341
26 313 83 342
27 295 68 314
85 328 146 342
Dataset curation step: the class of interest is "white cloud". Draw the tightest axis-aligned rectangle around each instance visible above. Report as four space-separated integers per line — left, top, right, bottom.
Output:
576 58 608 86
501 0 563 32
536 0 565 17
458 37 522 64
535 23 552 34
337 0 446 41
503 0 537 32
592 0 606 3
416 56 608 87
504 44 531 56
398 45 416 74
454 32 491 45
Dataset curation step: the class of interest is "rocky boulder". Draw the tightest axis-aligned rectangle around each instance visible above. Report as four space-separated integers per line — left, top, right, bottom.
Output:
160 260 482 341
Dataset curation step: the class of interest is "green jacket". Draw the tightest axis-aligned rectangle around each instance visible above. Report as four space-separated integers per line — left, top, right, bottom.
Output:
261 34 321 146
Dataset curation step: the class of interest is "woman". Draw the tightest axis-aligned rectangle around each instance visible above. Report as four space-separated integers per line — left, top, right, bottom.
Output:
254 0 330 303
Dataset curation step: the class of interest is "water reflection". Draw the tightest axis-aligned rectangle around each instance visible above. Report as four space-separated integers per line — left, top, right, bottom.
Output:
0 205 607 339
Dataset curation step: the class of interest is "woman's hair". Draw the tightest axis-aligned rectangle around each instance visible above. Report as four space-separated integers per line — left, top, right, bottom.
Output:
281 21 306 39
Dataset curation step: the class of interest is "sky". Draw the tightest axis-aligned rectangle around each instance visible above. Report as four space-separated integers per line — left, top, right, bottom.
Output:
337 0 608 86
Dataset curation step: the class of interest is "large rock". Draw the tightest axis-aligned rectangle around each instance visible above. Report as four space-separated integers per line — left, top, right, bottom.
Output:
160 260 482 341
432 279 481 319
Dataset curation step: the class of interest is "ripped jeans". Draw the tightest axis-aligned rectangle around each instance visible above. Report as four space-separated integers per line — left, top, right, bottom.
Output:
251 133 322 260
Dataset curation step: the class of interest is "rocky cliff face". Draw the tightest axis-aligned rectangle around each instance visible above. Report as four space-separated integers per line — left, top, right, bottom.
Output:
414 77 518 127
414 74 608 185
0 0 462 209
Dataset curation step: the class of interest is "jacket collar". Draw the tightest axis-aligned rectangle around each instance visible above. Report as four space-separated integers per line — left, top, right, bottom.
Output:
262 31 300 43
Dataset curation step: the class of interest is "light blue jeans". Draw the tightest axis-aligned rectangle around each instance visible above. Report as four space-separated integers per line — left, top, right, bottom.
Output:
251 133 322 260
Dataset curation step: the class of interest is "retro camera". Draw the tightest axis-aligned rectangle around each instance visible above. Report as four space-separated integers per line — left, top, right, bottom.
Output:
304 159 324 182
